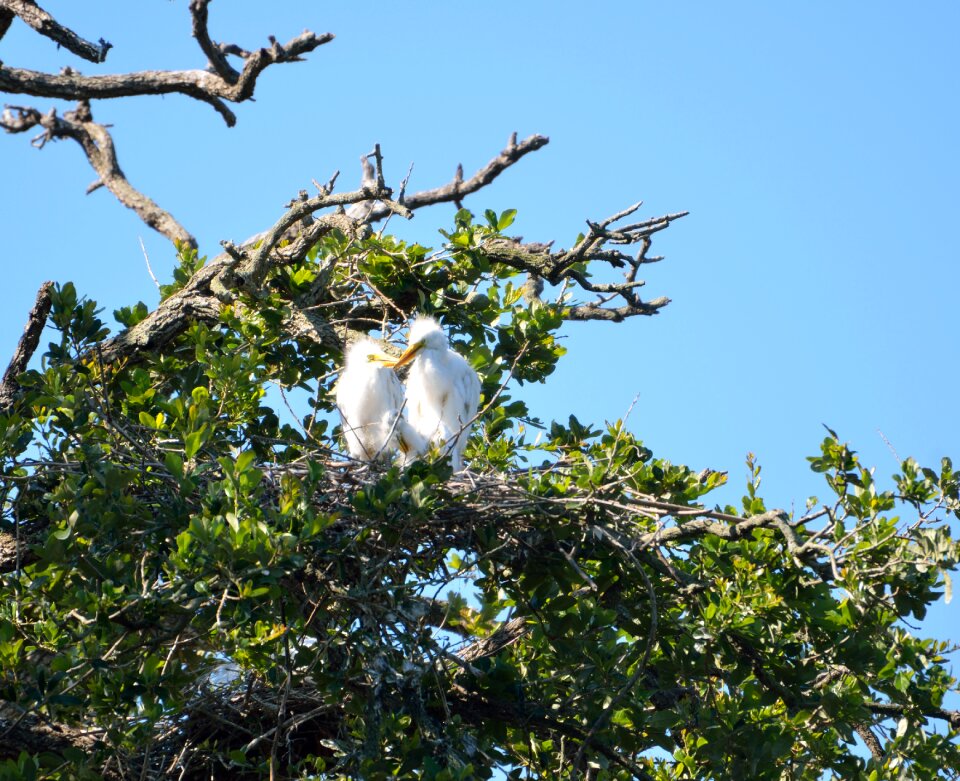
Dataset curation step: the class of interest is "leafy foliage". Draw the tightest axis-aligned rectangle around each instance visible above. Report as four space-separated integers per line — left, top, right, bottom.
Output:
0 208 958 781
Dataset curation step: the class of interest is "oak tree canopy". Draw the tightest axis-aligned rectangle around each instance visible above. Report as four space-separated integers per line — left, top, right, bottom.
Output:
1 3 958 779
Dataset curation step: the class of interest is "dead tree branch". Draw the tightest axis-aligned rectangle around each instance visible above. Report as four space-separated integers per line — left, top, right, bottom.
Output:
87 131 551 368
457 617 527 663
476 205 685 322
0 102 196 246
0 4 336 244
360 132 550 223
0 10 13 42
188 0 237 82
0 30 333 127
93 179 393 367
0 280 52 410
0 0 112 62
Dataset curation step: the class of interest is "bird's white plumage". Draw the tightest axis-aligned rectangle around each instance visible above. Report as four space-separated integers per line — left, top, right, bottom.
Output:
335 338 405 461
398 316 481 471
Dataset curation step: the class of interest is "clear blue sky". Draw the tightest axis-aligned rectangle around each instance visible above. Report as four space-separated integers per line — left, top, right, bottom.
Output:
2 1 957 672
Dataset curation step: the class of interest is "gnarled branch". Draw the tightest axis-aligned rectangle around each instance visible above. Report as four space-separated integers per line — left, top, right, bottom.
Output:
0 279 52 410
0 102 196 247
0 30 334 126
359 131 550 223
0 0 111 62
480 204 686 322
92 133 551 367
0 10 13 42
188 0 237 82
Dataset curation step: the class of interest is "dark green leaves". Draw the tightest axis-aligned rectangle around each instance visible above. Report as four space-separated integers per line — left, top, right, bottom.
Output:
2 214 957 780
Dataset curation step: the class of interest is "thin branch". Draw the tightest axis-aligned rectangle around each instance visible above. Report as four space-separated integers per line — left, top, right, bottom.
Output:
573 526 659 774
138 237 161 292
1 102 195 246
0 0 112 62
360 132 550 223
94 176 404 367
446 688 655 780
867 700 960 730
188 0 237 82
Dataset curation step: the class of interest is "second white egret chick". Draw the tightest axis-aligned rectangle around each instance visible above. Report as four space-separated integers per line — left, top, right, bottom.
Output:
388 316 481 472
336 337 407 462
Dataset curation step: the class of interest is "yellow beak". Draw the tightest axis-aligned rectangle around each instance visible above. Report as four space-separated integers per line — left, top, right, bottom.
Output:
365 352 394 366
383 341 424 370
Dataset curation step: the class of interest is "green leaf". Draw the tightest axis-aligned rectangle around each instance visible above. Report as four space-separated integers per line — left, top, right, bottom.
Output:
165 451 184 478
184 426 207 459
235 450 256 473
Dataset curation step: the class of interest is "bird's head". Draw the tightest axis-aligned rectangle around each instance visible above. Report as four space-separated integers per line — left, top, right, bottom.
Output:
345 337 393 367
386 315 447 368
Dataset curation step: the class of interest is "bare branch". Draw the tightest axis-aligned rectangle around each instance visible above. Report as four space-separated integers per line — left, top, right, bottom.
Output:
188 0 237 82
0 0 112 62
0 10 15 42
476 207 686 322
458 617 527 664
564 298 671 321
867 700 960 731
0 30 334 126
854 722 885 762
94 177 403 367
360 132 549 222
0 102 196 246
0 280 52 410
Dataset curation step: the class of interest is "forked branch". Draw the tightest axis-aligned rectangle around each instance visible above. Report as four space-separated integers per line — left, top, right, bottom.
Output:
0 102 196 247
0 22 333 127
91 133 553 367
480 202 686 322
1 2 336 248
360 131 550 222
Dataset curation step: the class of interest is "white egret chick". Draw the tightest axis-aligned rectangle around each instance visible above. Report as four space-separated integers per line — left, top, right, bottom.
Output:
336 338 407 462
388 316 481 472
383 409 429 467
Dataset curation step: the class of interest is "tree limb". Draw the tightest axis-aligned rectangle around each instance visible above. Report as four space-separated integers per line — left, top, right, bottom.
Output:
90 132 548 367
867 700 960 731
360 131 550 222
0 0 112 63
188 0 237 82
0 711 112 775
0 102 196 246
0 30 334 126
0 279 52 410
94 179 394 366
457 616 527 663
854 722 885 762
0 9 15 42
475 205 685 322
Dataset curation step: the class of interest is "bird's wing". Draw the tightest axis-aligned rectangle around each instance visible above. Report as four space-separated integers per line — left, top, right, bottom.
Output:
383 369 405 412
452 356 481 423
